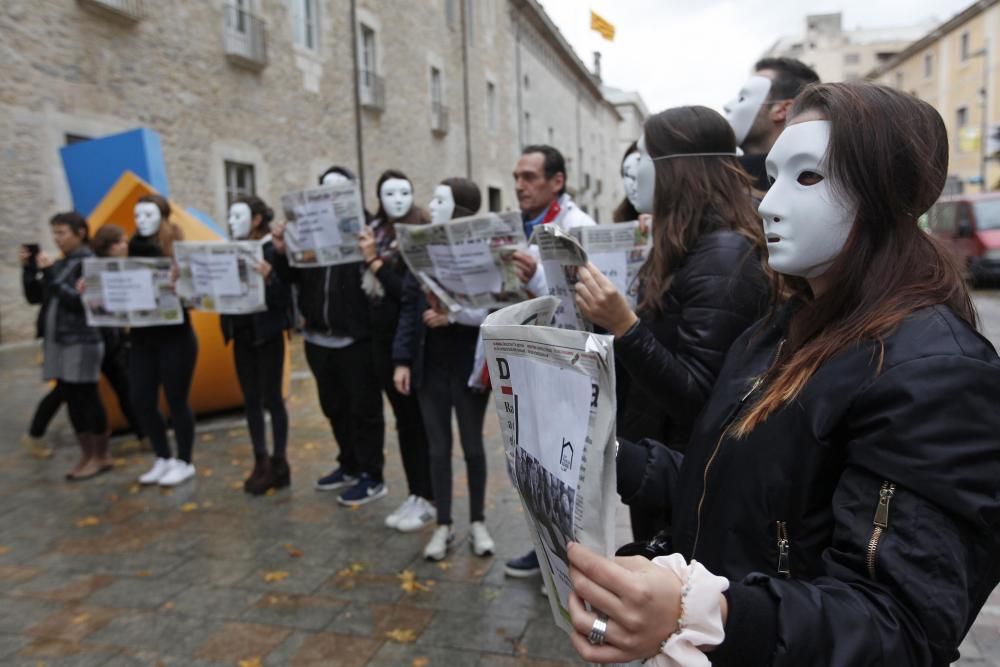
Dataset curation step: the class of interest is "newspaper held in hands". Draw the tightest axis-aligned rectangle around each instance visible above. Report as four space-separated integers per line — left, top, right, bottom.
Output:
482 297 617 633
280 182 366 267
82 257 183 327
395 211 529 309
174 241 267 314
533 221 651 331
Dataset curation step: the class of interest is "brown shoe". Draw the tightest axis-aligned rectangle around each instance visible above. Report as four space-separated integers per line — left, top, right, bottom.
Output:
244 456 273 495
92 432 114 472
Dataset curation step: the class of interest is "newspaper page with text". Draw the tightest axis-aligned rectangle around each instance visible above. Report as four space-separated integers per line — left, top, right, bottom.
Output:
280 182 365 267
82 257 183 327
481 297 617 633
174 240 266 314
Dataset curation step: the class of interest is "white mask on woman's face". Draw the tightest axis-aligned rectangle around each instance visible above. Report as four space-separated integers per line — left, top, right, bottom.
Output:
228 202 252 239
428 185 456 223
723 75 772 146
758 120 857 279
379 178 414 220
134 202 162 237
322 172 350 187
634 135 656 215
621 151 641 211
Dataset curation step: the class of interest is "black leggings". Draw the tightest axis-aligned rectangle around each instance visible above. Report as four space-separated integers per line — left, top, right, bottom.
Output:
61 381 106 435
130 324 198 463
233 334 288 459
417 355 489 526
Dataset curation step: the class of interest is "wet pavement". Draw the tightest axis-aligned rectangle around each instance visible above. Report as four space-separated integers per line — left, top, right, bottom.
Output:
0 290 998 666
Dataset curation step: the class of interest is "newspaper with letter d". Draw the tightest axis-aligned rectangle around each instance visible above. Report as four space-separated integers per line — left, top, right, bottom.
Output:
481 296 617 633
395 211 528 311
280 181 366 267
174 240 267 314
82 257 183 327
533 220 651 331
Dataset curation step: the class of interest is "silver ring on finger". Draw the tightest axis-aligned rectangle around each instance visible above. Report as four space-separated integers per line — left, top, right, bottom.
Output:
588 613 609 646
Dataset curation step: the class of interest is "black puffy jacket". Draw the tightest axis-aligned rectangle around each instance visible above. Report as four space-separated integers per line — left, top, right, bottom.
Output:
272 253 371 341
618 303 1000 666
616 229 768 448
23 247 101 345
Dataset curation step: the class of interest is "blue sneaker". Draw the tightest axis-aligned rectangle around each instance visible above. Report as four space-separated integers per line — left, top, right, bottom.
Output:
314 468 357 491
504 549 540 578
337 474 388 507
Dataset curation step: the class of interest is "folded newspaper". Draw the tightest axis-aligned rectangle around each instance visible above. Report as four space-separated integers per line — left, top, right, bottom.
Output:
174 240 266 314
280 182 366 267
481 296 617 633
533 221 651 331
395 211 529 310
82 257 183 327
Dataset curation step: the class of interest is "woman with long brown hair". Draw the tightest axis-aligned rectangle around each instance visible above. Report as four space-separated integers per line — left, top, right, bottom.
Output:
576 105 769 540
565 83 1000 666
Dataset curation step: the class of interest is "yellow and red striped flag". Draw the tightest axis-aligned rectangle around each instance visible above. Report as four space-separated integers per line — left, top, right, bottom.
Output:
590 10 615 42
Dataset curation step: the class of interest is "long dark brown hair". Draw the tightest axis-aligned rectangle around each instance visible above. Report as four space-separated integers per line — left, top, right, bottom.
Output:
732 82 975 437
637 105 767 314
440 177 482 218
613 141 641 223
135 193 182 257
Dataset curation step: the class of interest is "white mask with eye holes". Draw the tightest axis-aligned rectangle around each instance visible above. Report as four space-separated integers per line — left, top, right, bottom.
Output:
134 202 162 237
758 120 857 279
621 151 641 211
228 202 252 240
379 178 414 220
634 135 656 215
428 185 456 224
321 172 350 187
723 75 772 146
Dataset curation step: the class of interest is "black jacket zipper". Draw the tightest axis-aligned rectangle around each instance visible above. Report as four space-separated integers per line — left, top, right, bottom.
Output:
776 520 791 576
866 482 895 580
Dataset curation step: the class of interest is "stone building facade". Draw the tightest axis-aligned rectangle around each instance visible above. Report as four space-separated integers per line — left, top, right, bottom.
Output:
0 0 642 342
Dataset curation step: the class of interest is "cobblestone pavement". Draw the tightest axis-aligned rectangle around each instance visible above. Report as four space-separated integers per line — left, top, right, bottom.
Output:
0 290 998 666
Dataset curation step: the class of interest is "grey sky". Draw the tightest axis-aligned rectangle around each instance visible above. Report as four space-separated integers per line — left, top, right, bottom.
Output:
538 0 972 113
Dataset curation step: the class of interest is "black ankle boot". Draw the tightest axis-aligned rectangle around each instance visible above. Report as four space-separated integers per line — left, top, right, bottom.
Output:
271 455 290 489
243 455 270 494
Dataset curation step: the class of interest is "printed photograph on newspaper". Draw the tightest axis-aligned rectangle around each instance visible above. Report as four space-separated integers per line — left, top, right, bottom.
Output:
280 182 365 267
174 240 266 314
82 257 183 327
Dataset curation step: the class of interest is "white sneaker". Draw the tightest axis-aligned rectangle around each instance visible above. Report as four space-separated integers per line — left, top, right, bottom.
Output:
397 497 435 533
139 458 172 485
423 525 455 561
469 521 495 557
158 460 196 487
385 496 416 529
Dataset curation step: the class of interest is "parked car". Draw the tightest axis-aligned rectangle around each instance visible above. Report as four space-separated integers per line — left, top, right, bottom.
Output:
927 193 1000 284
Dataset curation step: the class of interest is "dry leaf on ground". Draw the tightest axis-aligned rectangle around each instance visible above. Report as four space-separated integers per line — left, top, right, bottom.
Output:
398 570 431 593
263 570 289 583
284 544 304 558
238 658 262 667
75 516 100 527
385 628 418 643
179 502 199 512
412 658 430 667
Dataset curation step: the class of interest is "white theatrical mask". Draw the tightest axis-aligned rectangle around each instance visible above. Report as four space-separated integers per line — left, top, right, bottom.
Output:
228 202 252 240
634 135 656 215
621 151 641 210
322 171 350 187
134 202 162 237
758 120 857 279
428 185 456 224
379 178 414 220
723 75 772 146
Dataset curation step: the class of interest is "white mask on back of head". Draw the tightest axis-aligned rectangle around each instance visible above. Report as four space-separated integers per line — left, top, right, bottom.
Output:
621 151 641 211
322 172 350 187
379 178 414 220
634 135 656 215
428 185 456 224
723 75 772 146
228 202 252 240
134 202 162 237
758 120 857 279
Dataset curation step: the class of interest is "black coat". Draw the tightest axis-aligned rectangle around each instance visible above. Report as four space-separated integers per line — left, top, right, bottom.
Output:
616 229 768 448
22 247 101 345
617 304 1000 666
272 253 371 341
221 240 294 345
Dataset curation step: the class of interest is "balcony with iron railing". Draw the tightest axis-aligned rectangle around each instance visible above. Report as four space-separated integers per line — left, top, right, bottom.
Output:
431 102 450 135
360 70 386 111
77 0 143 23
223 4 268 70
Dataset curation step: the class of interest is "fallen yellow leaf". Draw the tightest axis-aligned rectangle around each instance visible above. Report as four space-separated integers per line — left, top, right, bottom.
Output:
238 658 262 667
263 570 289 583
128 483 141 495
436 562 452 571
412 658 430 667
113 458 128 467
398 570 431 593
284 544 303 558
71 613 90 625
75 516 100 528
200 433 216 443
179 502 199 512
385 628 418 643
200 468 214 477
265 488 276 496
230 481 244 490
162 602 174 610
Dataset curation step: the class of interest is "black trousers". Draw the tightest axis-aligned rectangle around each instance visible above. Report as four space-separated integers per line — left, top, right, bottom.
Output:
130 324 198 463
233 333 288 459
305 339 385 480
373 338 432 500
61 381 106 435
417 354 489 526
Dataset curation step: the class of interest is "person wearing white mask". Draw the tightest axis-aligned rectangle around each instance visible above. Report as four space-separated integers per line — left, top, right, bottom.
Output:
357 169 435 531
723 57 818 194
128 194 200 488
573 106 769 543
272 165 387 507
564 82 1000 667
220 196 294 495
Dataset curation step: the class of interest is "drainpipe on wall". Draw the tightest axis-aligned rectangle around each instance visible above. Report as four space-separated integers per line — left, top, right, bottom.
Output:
515 15 524 147
461 0 473 179
350 0 365 196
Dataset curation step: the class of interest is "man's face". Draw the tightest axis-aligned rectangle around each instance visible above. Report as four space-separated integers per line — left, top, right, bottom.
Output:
513 152 562 216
